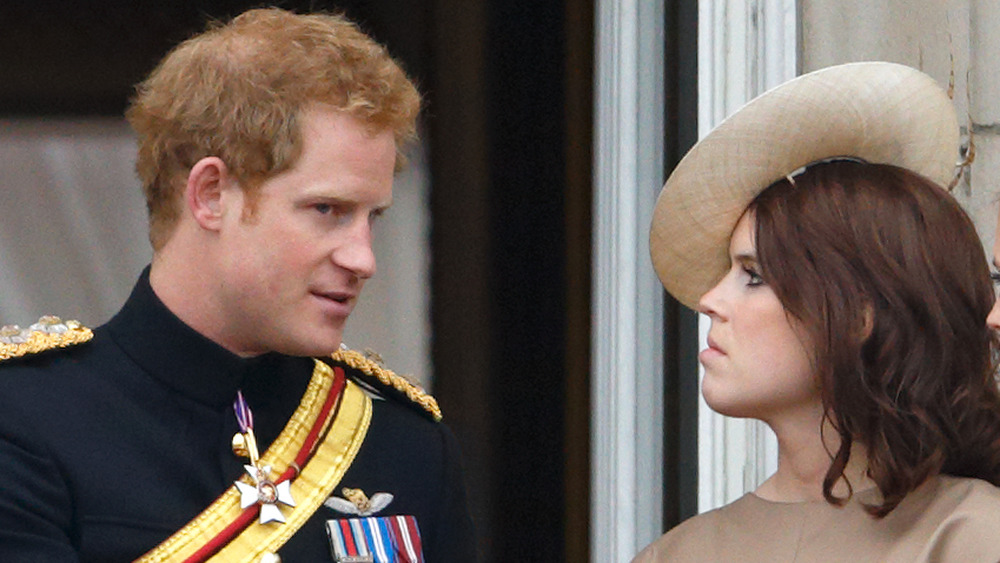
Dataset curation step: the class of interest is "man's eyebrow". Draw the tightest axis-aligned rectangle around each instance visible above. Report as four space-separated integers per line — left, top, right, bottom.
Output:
302 194 394 209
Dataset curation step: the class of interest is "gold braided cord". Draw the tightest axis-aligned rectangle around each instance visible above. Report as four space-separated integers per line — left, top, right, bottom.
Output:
137 360 372 563
0 321 93 362
331 348 443 422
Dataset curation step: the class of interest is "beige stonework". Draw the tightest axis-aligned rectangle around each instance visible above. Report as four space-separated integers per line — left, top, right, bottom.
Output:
801 0 1000 251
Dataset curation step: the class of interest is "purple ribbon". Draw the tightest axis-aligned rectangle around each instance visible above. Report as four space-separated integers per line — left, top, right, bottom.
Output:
234 390 254 434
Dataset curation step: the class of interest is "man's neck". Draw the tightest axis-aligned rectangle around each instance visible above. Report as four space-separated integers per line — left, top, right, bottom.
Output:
149 250 253 357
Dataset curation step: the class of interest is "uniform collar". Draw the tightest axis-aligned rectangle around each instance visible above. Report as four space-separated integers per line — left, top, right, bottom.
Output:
104 267 311 409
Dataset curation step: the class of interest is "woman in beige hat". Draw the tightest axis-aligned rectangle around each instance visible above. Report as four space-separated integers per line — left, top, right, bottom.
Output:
637 62 1000 562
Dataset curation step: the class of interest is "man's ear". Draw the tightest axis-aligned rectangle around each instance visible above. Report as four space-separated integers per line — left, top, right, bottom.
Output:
185 157 233 231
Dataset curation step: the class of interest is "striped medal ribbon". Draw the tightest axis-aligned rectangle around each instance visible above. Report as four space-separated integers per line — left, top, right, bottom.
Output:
326 515 425 563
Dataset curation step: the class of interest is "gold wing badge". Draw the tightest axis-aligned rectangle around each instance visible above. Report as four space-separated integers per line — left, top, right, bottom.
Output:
0 316 93 361
324 488 394 517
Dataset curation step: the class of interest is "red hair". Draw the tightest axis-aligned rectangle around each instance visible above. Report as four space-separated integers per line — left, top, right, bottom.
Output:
126 8 421 249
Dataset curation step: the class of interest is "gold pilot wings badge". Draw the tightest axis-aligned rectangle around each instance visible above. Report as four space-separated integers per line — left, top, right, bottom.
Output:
325 488 394 517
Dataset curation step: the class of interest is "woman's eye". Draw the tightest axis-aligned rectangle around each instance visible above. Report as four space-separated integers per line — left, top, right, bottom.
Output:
744 267 764 287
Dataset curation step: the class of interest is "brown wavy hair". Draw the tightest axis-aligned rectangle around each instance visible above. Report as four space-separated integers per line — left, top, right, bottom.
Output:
750 160 1000 517
126 8 421 250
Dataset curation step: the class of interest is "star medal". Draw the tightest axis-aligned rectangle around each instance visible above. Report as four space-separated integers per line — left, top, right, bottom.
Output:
232 391 296 524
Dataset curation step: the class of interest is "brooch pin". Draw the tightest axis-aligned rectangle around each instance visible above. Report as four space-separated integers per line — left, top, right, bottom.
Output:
232 391 296 524
324 488 394 517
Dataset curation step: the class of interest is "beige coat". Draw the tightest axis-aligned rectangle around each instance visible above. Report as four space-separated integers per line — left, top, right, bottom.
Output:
633 475 1000 562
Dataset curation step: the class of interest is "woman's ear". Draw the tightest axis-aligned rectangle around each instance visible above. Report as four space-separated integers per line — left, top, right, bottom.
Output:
858 302 875 342
185 156 231 231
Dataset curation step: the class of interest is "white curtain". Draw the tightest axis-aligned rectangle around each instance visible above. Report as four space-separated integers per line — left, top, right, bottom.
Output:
0 118 150 326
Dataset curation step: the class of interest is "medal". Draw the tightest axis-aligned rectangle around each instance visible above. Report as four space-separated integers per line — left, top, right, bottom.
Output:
232 391 296 524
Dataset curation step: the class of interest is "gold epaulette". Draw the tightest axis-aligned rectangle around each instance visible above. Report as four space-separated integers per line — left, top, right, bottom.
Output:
0 316 93 362
331 348 442 422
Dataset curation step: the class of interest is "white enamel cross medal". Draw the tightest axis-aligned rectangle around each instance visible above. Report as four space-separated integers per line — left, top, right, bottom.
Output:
233 391 296 524
235 464 297 524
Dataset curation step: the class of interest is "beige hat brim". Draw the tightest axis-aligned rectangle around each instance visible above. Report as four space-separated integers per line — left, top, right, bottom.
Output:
649 61 960 310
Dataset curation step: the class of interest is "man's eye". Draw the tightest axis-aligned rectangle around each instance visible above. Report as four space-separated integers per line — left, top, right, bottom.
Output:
314 203 333 214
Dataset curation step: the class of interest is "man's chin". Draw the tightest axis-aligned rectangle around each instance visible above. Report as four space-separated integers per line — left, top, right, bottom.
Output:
277 334 344 358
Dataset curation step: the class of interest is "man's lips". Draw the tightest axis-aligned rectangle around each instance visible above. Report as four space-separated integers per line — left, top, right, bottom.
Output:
312 290 356 303
310 290 358 316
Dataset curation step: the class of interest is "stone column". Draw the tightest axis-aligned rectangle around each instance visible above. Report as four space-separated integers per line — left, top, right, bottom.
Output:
968 0 1000 245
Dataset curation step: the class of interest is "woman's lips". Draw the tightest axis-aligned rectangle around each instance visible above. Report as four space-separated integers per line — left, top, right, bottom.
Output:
700 335 725 364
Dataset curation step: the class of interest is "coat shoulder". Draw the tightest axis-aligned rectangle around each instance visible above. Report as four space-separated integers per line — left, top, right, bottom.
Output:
322 348 442 422
0 316 94 364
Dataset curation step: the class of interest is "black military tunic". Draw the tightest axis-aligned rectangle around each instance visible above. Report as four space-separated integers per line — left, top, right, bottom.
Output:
0 270 476 562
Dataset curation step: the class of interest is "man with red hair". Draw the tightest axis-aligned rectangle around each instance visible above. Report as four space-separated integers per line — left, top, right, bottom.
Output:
0 8 475 562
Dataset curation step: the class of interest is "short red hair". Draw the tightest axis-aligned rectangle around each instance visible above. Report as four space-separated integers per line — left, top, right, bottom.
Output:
126 8 421 249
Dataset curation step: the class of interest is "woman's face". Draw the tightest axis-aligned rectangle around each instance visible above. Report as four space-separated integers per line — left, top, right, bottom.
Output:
698 212 820 423
988 204 1000 330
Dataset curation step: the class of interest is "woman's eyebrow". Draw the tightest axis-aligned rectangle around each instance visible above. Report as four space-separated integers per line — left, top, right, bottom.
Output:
732 252 758 264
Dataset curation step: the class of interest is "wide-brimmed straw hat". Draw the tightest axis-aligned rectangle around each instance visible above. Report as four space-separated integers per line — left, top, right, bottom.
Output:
649 61 960 310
